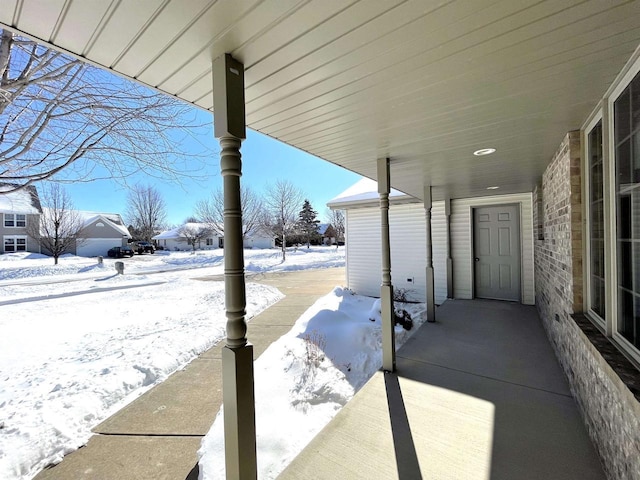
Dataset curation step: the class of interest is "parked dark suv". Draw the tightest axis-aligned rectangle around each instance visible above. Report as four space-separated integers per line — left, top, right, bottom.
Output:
135 241 156 254
107 246 135 258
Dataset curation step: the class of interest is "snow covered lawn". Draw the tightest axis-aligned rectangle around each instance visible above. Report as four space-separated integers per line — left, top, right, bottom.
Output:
0 247 344 480
199 287 426 479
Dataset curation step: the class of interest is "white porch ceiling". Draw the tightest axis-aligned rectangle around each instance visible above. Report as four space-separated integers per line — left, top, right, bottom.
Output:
2 0 640 201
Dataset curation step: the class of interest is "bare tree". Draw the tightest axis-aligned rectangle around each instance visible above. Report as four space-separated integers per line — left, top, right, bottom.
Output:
126 185 167 242
195 185 265 239
0 29 210 192
178 223 213 251
263 180 304 260
327 208 345 246
27 183 84 264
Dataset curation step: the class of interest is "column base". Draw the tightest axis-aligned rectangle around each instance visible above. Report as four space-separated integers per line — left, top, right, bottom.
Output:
222 344 257 480
381 284 396 372
426 266 436 323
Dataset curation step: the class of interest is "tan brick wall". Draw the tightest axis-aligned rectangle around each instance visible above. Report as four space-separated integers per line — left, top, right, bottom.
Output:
535 131 640 480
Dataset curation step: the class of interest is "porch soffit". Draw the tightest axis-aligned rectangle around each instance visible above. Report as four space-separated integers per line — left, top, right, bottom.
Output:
2 0 640 201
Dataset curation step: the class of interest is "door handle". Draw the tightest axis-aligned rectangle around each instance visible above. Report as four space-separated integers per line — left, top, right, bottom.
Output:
475 257 479 262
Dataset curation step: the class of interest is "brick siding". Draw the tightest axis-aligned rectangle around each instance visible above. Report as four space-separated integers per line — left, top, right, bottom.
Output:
535 131 640 479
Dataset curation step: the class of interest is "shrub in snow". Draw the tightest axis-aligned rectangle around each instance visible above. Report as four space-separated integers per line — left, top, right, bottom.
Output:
368 296 413 330
393 287 418 303
394 309 413 331
302 330 326 369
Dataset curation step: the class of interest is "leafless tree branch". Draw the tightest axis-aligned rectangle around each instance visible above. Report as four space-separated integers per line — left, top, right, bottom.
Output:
125 185 167 242
262 179 304 260
26 183 85 264
195 185 265 239
0 29 213 194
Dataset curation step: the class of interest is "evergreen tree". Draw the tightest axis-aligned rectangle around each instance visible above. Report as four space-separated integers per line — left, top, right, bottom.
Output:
298 199 320 248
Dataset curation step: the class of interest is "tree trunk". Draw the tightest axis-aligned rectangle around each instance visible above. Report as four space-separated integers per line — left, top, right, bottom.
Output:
282 233 286 261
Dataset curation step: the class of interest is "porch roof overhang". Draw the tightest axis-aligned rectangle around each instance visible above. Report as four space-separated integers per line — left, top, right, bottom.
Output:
2 1 640 200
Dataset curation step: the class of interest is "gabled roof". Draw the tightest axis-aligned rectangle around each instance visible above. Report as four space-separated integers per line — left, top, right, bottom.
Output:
327 178 417 209
76 210 126 226
81 213 131 238
153 223 213 240
0 183 42 214
317 223 331 235
40 208 131 238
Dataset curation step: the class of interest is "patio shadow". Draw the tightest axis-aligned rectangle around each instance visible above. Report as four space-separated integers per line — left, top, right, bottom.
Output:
384 371 422 479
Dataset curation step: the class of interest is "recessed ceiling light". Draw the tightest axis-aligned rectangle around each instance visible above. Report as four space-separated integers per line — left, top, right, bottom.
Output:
486 186 500 190
473 148 496 156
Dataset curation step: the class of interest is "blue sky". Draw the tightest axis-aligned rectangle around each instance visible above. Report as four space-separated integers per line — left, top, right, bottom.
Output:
61 111 362 226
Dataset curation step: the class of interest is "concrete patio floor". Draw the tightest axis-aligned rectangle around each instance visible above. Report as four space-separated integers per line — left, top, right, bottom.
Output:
33 267 345 480
279 299 605 480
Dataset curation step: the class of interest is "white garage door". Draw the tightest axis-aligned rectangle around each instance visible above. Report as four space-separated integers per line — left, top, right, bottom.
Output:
77 238 122 257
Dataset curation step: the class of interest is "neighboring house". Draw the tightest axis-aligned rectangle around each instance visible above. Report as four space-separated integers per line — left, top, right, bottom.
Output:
153 224 275 250
0 183 43 254
153 223 219 251
74 211 131 257
242 227 276 249
317 223 336 245
329 178 534 305
36 209 130 258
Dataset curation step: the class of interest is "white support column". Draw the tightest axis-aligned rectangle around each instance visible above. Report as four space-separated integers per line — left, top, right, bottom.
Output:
378 157 395 372
424 186 436 322
445 197 454 298
213 53 257 480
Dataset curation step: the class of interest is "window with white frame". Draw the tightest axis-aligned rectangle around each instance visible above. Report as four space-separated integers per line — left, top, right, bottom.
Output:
614 69 640 351
584 49 640 363
4 235 27 252
4 213 26 228
588 120 606 320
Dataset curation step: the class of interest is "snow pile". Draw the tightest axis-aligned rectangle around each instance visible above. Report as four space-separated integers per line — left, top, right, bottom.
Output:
0 246 347 479
0 246 344 283
0 277 282 480
198 287 426 479
245 246 345 273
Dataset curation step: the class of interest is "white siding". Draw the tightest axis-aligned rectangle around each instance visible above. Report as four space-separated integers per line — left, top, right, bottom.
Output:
345 207 382 299
451 193 535 305
345 202 447 304
389 204 427 302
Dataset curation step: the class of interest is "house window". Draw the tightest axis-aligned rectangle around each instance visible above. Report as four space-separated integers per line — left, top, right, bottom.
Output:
4 213 26 227
206 238 213 246
588 121 606 320
614 69 640 350
4 236 27 252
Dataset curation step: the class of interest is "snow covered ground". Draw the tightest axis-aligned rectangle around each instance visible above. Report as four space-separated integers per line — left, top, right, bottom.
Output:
199 288 426 480
0 246 345 480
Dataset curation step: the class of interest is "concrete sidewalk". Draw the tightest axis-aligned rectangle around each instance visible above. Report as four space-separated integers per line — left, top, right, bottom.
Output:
34 267 345 480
